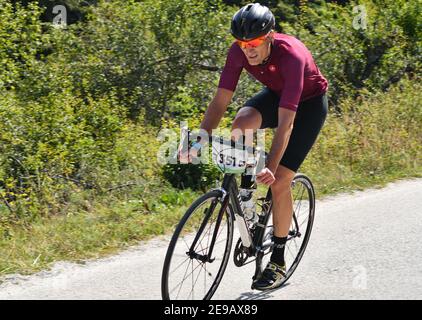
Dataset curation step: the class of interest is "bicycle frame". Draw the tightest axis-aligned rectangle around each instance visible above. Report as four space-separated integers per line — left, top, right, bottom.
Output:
189 173 274 264
164 131 316 299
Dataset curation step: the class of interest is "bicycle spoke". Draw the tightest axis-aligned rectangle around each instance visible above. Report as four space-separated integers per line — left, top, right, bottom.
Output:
299 216 309 228
292 236 299 251
174 259 192 300
195 221 214 253
163 189 234 300
204 262 207 297
169 255 191 275
171 259 204 299
294 190 305 218
182 237 191 251
205 217 214 253
286 242 295 260
190 261 194 300
204 210 218 250
286 240 294 255
295 201 303 221
190 261 214 300
196 237 227 254
294 184 305 205
195 202 219 252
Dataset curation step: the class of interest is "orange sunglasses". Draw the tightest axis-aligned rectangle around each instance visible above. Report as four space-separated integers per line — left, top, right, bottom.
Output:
237 34 269 49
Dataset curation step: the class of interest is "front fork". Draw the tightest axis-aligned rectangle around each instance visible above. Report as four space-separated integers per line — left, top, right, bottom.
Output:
187 188 229 263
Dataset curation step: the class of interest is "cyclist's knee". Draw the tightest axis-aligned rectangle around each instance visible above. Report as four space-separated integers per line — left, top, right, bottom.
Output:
231 107 261 132
271 178 291 195
271 171 294 196
232 115 248 131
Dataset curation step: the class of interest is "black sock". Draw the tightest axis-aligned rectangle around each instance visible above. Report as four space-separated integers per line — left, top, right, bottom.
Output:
270 236 287 266
240 174 254 189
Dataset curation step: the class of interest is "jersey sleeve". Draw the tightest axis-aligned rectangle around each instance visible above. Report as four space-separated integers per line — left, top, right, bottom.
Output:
217 43 243 92
279 49 305 112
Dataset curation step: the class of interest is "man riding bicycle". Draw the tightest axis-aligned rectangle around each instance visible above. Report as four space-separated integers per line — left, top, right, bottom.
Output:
181 3 328 291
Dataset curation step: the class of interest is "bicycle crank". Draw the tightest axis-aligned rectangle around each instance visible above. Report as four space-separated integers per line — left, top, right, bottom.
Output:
233 238 252 267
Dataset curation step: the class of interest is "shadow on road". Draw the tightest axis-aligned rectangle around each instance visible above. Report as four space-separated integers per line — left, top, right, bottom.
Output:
236 282 291 300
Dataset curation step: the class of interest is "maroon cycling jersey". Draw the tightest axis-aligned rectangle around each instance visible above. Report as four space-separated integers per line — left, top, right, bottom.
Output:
218 33 328 112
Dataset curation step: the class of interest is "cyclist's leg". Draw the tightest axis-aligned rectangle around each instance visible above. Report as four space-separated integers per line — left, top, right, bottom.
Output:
272 93 328 250
231 106 262 142
254 93 328 290
232 87 280 188
231 108 262 189
271 165 296 238
231 87 280 140
278 94 328 173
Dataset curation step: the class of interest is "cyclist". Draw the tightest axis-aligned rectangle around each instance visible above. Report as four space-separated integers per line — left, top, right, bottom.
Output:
181 3 328 291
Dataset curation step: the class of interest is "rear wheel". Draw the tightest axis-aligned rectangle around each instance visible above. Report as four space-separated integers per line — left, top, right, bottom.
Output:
254 173 316 287
161 190 234 300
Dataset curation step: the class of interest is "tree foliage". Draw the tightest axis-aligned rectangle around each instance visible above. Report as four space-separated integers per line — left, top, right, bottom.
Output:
0 0 420 214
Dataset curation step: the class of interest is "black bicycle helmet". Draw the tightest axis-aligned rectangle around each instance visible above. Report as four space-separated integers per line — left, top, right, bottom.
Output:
231 3 275 41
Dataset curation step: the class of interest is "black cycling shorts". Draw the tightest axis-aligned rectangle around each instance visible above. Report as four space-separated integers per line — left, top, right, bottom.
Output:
244 87 328 172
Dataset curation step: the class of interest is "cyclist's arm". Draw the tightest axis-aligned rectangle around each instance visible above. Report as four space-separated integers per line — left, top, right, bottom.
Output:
265 49 305 173
200 88 234 134
179 88 232 162
200 43 242 135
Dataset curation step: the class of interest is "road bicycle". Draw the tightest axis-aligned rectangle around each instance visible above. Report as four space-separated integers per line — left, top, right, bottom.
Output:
161 132 315 300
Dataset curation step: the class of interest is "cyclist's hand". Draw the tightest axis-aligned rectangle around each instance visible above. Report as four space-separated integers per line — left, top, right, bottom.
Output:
256 167 276 186
178 149 192 164
178 142 202 164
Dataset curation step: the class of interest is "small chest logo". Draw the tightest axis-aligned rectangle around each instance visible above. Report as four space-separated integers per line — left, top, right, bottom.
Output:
269 65 276 72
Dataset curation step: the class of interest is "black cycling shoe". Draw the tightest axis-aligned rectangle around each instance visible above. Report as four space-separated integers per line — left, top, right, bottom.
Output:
252 261 286 291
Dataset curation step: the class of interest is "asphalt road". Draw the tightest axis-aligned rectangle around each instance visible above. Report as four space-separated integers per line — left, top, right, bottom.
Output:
0 178 421 300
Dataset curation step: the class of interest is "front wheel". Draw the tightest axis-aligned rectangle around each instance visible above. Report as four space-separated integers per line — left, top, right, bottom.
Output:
161 190 234 300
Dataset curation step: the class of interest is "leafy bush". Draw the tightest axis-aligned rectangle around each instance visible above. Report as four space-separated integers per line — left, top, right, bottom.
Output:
163 163 222 191
280 0 421 106
0 1 45 91
0 0 420 220
0 89 125 218
38 0 234 124
303 75 422 187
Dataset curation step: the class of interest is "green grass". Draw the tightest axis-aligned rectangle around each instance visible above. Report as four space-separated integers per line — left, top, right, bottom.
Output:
1 167 420 278
311 167 421 196
0 77 421 279
0 189 199 277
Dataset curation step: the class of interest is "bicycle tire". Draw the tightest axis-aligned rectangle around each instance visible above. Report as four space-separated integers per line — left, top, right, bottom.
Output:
255 173 316 287
161 189 234 300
